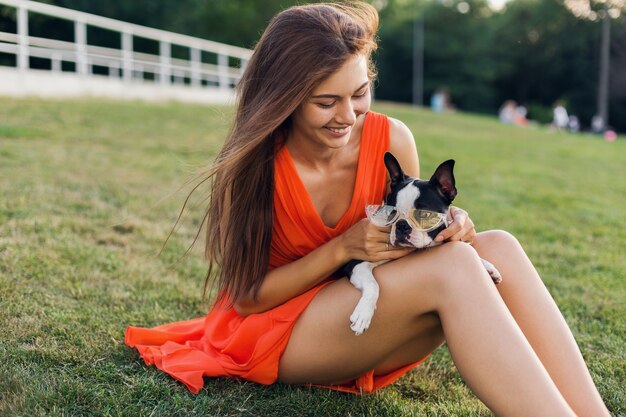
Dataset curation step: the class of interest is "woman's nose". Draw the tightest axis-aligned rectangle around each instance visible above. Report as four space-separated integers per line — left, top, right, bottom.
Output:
335 100 357 125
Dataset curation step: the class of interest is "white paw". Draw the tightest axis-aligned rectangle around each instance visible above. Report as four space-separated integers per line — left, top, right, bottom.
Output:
349 299 376 335
481 258 502 284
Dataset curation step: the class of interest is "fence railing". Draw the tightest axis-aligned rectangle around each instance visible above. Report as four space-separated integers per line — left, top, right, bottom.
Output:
0 0 253 91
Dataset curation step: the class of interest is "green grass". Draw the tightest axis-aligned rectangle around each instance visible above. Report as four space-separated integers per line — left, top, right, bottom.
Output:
0 98 624 416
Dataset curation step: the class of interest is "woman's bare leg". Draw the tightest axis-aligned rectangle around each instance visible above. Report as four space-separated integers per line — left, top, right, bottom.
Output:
473 230 611 417
278 242 576 417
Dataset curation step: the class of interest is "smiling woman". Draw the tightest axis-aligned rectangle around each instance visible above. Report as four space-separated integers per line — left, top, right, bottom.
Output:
125 2 611 415
290 56 370 152
126 1 388 394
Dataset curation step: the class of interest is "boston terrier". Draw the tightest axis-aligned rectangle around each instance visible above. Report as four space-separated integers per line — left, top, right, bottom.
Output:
343 152 502 335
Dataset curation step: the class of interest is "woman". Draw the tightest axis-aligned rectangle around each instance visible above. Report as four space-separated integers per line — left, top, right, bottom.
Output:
126 3 610 416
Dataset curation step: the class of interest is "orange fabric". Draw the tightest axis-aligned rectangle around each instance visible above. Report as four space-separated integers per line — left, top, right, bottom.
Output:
125 111 426 395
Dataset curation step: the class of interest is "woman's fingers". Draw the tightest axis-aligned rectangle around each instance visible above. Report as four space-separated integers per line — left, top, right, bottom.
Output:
435 219 465 242
448 219 475 242
370 225 392 243
390 247 415 258
380 246 415 260
435 206 476 243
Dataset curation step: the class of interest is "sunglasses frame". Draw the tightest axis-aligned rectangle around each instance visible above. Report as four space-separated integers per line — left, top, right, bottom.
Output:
366 204 448 232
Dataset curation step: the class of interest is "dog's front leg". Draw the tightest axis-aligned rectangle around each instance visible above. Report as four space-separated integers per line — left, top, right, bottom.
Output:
480 258 502 284
349 261 385 335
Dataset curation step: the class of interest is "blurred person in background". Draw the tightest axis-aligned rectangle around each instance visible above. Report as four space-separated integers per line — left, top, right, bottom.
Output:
567 115 580 133
591 114 606 134
552 100 569 131
430 87 454 112
499 100 527 126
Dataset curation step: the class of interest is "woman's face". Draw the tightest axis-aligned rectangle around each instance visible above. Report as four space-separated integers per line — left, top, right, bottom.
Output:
290 54 371 150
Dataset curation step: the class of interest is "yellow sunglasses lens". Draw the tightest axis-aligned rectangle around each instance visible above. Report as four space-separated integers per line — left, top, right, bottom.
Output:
410 210 444 230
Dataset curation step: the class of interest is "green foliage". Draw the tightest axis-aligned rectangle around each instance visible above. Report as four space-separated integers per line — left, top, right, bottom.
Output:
526 102 553 124
490 0 599 119
0 98 624 416
2 0 625 130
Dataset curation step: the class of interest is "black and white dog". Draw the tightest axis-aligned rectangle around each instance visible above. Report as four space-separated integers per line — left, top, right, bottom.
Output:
343 152 502 335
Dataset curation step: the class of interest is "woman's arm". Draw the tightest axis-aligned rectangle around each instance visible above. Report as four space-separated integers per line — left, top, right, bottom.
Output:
234 234 346 316
235 117 420 316
234 221 413 316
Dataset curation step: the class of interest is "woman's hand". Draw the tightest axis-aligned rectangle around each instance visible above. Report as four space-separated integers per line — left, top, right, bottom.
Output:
434 206 477 244
338 218 414 262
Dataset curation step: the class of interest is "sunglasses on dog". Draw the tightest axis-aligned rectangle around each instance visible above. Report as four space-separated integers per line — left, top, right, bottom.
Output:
365 204 448 231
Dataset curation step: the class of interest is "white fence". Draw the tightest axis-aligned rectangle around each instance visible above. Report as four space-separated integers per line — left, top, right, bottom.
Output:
0 0 253 103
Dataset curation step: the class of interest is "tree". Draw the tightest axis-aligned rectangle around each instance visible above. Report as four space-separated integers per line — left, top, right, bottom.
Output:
3 0 625 131
489 0 600 123
376 0 497 111
563 0 626 130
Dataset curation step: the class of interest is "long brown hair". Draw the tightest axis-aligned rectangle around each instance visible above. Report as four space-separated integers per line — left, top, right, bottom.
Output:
201 2 379 305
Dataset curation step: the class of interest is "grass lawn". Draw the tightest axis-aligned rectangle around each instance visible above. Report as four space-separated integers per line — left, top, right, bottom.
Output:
0 97 624 416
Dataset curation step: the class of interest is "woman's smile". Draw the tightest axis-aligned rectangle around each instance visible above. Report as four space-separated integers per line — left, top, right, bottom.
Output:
324 125 352 137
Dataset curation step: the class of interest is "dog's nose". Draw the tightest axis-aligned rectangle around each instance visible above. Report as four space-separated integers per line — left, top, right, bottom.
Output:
396 220 412 234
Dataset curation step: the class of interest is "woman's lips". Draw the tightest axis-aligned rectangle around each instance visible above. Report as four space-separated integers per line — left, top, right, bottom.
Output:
324 126 351 137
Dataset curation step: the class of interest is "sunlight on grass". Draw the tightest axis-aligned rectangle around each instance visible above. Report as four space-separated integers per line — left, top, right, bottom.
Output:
0 98 624 416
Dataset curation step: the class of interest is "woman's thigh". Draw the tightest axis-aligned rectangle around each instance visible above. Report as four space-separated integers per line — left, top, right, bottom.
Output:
277 242 477 385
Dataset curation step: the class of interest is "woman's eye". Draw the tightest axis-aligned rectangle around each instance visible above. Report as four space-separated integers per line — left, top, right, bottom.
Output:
317 102 335 108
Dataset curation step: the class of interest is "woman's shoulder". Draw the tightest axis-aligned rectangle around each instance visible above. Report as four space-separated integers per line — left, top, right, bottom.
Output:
385 116 419 177
387 117 413 146
367 113 414 148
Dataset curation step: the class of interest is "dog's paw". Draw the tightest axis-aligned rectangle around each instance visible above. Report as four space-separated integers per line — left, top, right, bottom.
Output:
481 258 502 284
350 300 376 336
350 313 371 336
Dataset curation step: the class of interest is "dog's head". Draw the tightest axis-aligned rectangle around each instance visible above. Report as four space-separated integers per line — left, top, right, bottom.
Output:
383 152 457 248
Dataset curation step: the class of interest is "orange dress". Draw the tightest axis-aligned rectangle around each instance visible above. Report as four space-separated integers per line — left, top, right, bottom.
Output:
125 111 427 395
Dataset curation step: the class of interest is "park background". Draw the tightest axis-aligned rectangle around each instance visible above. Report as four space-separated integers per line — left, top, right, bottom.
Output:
0 1 625 416
2 0 625 132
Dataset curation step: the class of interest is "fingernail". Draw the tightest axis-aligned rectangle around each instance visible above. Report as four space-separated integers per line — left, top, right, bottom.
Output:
435 236 443 242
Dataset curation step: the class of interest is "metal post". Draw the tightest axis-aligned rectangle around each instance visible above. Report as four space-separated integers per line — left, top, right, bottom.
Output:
75 19 87 75
159 39 171 85
122 31 133 82
191 46 201 87
17 5 28 71
597 7 611 129
412 18 424 106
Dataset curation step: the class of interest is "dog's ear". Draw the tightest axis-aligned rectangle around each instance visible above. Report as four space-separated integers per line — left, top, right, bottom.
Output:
384 152 406 184
430 159 457 202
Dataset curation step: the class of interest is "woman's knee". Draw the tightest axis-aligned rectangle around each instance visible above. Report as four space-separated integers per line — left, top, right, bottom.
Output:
402 242 499 313
435 241 489 276
474 230 546 288
474 229 522 256
405 242 492 296
375 242 493 314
